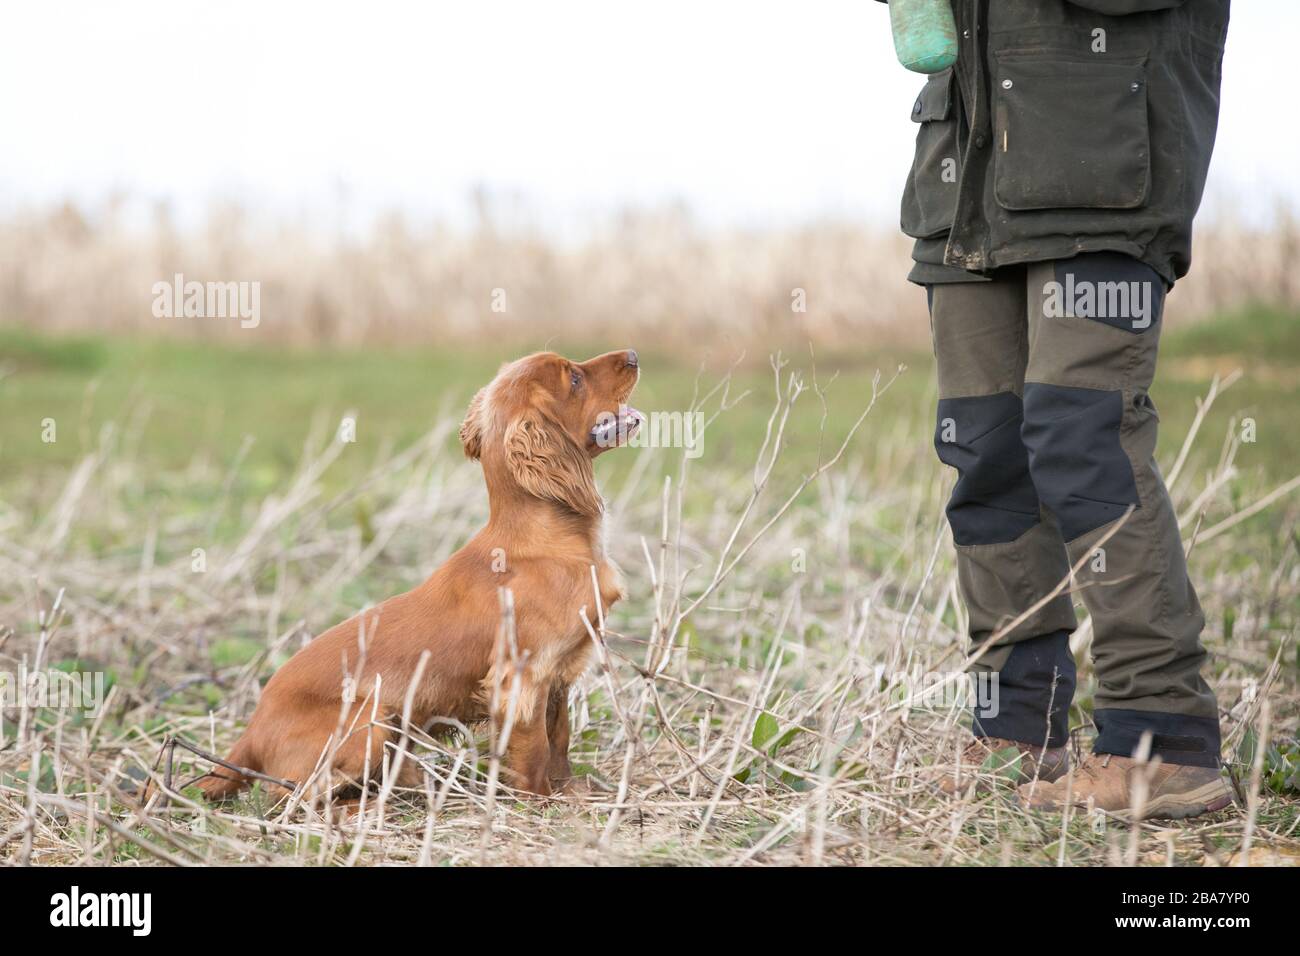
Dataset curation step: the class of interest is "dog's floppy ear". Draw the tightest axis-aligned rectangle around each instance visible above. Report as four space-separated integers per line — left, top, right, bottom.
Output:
504 411 602 516
460 388 487 460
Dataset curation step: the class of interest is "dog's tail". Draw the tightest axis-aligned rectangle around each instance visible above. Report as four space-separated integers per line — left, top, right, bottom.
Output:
193 737 258 801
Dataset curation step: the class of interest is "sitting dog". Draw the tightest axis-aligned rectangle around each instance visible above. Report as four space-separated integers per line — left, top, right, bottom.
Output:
197 349 642 799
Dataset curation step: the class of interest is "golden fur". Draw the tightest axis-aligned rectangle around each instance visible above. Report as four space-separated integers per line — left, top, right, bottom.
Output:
196 349 641 798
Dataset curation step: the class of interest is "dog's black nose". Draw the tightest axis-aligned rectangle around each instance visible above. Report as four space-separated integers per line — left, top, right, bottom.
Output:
625 349 638 369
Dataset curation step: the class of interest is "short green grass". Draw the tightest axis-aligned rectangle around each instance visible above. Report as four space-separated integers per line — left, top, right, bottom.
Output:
3 306 1297 494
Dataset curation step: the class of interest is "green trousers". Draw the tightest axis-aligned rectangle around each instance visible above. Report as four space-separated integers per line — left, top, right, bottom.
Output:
928 252 1221 767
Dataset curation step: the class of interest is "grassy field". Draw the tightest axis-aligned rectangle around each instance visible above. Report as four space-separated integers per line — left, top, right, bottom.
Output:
4 304 1300 484
0 310 1297 866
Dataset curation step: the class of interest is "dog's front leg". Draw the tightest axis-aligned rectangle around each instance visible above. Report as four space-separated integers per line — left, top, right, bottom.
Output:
498 681 553 796
545 682 573 790
506 717 553 796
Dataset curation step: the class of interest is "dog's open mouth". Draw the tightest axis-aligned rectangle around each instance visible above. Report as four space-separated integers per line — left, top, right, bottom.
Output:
590 404 643 449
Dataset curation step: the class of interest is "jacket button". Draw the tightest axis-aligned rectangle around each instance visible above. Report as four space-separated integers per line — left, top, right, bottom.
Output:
1001 78 1013 89
974 133 987 149
1130 81 1142 92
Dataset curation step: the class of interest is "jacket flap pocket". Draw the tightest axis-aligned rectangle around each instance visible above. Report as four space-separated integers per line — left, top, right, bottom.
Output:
911 68 953 123
992 52 1150 211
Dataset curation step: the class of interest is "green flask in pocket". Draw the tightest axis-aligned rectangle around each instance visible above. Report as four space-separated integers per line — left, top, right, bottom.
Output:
889 0 958 74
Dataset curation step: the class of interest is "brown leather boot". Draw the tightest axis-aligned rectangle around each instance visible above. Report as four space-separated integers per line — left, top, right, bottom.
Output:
1017 753 1234 820
933 736 1070 796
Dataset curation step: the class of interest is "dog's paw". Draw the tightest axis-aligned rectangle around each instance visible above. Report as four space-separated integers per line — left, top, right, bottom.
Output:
554 770 612 797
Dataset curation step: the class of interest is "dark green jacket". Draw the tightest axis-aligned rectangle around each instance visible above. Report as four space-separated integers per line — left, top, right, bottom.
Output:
886 0 1230 286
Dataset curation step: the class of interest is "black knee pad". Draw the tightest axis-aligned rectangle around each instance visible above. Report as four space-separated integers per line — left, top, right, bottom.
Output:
934 392 1040 546
1021 383 1139 541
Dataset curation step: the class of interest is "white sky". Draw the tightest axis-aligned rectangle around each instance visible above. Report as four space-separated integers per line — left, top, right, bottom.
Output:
2 0 1294 232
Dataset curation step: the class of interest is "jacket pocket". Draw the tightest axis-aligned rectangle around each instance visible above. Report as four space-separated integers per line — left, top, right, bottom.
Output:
901 68 960 239
992 52 1150 211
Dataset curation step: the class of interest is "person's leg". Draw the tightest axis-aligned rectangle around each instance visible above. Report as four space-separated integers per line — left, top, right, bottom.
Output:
928 275 1078 757
1017 253 1230 817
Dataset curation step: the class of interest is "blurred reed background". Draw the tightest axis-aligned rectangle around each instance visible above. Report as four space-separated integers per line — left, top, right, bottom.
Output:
6 195 1298 351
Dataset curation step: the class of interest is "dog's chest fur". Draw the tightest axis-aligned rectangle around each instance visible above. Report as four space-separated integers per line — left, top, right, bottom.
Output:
591 514 626 611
